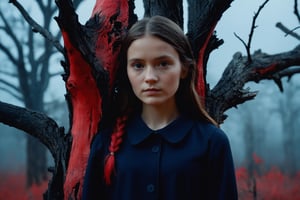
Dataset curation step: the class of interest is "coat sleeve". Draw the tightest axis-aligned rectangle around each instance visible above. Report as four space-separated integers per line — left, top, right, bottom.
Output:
82 132 107 200
208 127 238 200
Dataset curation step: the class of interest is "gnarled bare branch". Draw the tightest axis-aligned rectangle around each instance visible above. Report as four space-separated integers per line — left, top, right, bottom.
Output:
208 45 300 123
0 100 63 157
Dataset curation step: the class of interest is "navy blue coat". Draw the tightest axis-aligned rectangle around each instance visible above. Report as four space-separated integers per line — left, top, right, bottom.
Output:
82 115 238 200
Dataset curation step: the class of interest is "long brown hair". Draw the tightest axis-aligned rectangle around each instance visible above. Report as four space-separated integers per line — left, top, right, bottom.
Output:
104 15 217 185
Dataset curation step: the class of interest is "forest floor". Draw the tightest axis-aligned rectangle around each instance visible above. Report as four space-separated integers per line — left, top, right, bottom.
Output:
0 167 299 200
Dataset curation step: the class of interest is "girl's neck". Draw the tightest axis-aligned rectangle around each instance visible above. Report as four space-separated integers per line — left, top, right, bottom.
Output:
141 104 179 130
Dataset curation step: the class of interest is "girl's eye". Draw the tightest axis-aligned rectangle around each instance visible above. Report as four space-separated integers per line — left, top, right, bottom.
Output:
158 61 170 68
132 63 144 69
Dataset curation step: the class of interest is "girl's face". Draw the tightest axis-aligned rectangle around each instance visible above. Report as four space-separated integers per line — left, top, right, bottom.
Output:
127 35 187 108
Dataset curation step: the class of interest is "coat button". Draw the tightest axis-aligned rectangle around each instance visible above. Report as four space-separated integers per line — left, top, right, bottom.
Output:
147 184 155 192
151 145 159 153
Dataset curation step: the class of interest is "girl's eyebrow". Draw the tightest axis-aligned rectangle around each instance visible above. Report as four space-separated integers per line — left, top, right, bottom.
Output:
154 55 174 60
128 55 174 62
127 58 143 63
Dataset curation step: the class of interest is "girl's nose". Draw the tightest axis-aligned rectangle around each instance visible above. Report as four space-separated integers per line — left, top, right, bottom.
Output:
144 67 158 83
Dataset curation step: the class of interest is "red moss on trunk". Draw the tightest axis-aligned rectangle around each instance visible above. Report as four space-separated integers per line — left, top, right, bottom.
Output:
61 1 129 199
256 63 278 75
92 0 129 88
196 24 216 104
62 30 102 199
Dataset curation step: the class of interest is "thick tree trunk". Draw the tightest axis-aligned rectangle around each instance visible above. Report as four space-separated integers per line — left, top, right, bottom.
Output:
54 0 136 199
1 0 300 199
49 0 300 199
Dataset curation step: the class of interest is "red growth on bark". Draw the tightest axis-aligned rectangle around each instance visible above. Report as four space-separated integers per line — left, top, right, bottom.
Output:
0 172 48 200
62 30 102 199
196 24 217 104
255 63 278 75
92 0 129 88
61 0 129 199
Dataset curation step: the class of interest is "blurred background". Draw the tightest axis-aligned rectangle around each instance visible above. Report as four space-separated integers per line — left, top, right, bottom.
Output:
0 0 299 199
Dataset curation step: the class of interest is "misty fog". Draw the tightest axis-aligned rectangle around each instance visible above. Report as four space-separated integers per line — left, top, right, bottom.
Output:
0 0 299 198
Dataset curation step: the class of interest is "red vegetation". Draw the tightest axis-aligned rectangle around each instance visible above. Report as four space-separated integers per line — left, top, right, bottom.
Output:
1 161 300 200
236 155 300 200
236 167 300 199
252 153 264 165
0 172 48 200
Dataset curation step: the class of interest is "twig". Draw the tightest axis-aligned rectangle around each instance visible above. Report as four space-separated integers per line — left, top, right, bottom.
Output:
0 69 17 77
234 32 248 51
0 86 23 101
276 22 300 40
294 0 300 23
247 0 270 62
9 0 64 53
234 0 270 63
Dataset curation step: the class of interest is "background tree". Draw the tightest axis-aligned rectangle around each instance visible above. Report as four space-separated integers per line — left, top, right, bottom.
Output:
275 80 300 175
238 102 268 199
0 0 299 199
0 0 82 187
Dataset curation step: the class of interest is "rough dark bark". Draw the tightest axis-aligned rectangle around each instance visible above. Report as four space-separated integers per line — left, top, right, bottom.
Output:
53 0 137 199
208 46 300 123
143 0 184 29
187 0 233 103
0 101 71 200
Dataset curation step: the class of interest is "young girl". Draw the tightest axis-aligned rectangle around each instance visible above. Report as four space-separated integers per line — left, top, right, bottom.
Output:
82 15 238 200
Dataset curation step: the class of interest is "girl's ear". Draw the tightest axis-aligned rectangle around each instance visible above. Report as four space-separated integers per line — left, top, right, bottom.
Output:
180 65 189 79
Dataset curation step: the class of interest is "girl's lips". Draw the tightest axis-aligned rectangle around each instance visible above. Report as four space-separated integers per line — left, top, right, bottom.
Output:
144 88 159 91
143 88 161 95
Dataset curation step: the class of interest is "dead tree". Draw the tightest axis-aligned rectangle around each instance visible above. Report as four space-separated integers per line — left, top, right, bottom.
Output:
0 0 300 199
276 81 300 175
0 0 82 187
